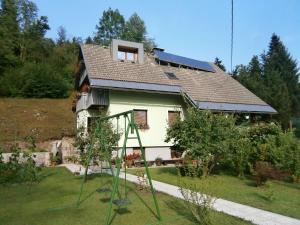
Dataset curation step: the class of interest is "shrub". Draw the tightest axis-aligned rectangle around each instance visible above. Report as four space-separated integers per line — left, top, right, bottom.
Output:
154 157 163 166
0 144 41 186
166 109 236 177
177 166 214 225
252 161 285 186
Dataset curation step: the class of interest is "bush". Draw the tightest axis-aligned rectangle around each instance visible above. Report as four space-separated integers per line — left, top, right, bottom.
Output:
166 109 236 177
177 166 214 225
252 161 285 186
0 62 70 98
0 144 41 185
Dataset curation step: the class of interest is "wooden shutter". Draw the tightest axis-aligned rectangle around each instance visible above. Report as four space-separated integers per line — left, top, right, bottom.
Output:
168 111 180 126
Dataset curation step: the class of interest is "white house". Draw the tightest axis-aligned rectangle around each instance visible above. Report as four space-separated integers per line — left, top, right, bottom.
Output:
74 39 276 161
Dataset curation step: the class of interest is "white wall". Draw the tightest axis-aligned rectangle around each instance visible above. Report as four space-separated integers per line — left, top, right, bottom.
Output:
108 90 184 148
76 89 186 160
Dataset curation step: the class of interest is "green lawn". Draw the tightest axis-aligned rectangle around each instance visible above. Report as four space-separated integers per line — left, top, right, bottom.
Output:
0 167 253 225
130 167 300 220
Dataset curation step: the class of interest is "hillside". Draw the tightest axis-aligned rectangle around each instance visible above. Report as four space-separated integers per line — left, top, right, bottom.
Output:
0 98 75 148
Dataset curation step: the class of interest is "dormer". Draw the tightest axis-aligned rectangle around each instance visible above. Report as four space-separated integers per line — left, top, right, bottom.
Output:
111 39 144 64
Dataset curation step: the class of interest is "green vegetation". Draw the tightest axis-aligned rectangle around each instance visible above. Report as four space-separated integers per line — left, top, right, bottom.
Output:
234 34 300 129
0 167 253 225
0 144 41 185
93 8 156 51
166 109 300 182
0 0 78 98
0 97 75 146
131 167 300 219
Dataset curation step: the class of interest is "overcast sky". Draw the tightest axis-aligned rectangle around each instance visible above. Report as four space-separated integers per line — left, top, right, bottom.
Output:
33 0 300 71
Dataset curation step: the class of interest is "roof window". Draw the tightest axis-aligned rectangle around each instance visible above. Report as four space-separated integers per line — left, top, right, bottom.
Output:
164 72 178 80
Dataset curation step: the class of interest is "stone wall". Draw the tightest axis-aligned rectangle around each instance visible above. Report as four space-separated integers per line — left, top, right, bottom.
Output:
2 152 51 167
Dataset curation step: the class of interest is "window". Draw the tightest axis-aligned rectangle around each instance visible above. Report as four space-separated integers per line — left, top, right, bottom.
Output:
117 46 138 62
164 72 178 80
133 109 148 129
168 111 180 126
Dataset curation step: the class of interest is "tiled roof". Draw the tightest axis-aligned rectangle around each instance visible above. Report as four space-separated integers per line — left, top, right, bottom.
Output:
80 44 270 107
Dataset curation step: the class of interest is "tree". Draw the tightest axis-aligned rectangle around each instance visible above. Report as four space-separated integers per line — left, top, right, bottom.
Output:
235 34 300 128
214 57 226 72
263 34 300 121
85 36 93 44
94 8 125 46
0 0 20 75
57 26 67 45
122 13 146 43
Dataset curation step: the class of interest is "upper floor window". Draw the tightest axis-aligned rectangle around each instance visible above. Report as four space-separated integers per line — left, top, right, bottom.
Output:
133 109 149 129
168 111 180 126
118 46 138 62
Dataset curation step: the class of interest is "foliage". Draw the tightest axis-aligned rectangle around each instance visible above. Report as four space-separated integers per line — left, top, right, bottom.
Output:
166 108 236 177
0 0 79 98
0 143 41 185
73 115 121 169
93 7 125 46
214 57 226 72
154 157 163 166
228 126 251 177
93 8 156 52
177 166 214 225
235 34 300 128
166 108 300 182
251 161 284 186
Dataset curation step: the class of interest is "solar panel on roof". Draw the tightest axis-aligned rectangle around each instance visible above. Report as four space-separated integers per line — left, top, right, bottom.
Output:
154 50 215 73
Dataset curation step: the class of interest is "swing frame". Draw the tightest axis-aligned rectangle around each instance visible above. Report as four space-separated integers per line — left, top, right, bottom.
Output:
76 110 162 225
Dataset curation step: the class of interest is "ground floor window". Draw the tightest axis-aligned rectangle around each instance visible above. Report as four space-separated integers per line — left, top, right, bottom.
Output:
133 109 149 129
168 110 180 126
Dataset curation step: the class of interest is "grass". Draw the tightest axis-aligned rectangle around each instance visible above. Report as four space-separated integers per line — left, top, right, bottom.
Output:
130 167 300 219
0 167 253 225
0 97 75 148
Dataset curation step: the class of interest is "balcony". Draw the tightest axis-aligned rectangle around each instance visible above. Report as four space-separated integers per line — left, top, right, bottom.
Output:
76 89 109 112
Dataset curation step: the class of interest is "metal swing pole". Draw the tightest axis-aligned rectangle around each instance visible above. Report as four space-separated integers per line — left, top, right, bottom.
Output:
105 119 130 225
131 112 162 221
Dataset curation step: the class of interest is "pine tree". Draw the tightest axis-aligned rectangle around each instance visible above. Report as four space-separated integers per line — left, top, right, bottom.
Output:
263 34 300 119
214 57 226 72
94 8 125 46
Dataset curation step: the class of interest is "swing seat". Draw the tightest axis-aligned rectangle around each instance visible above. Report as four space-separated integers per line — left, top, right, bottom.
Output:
112 199 130 206
96 188 111 193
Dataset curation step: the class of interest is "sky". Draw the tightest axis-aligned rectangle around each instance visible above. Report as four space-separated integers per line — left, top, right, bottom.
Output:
33 0 300 71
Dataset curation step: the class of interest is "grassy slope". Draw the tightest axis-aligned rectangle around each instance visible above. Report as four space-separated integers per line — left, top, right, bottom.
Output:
130 167 300 219
0 98 75 146
0 167 253 225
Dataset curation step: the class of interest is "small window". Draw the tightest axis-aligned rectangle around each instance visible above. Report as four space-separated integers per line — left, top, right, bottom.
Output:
117 46 138 62
164 72 178 80
168 111 180 126
133 109 149 129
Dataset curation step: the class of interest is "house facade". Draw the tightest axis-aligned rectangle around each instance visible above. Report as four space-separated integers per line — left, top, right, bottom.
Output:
75 39 276 161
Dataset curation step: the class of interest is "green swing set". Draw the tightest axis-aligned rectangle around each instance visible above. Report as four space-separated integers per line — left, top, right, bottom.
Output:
76 110 162 225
